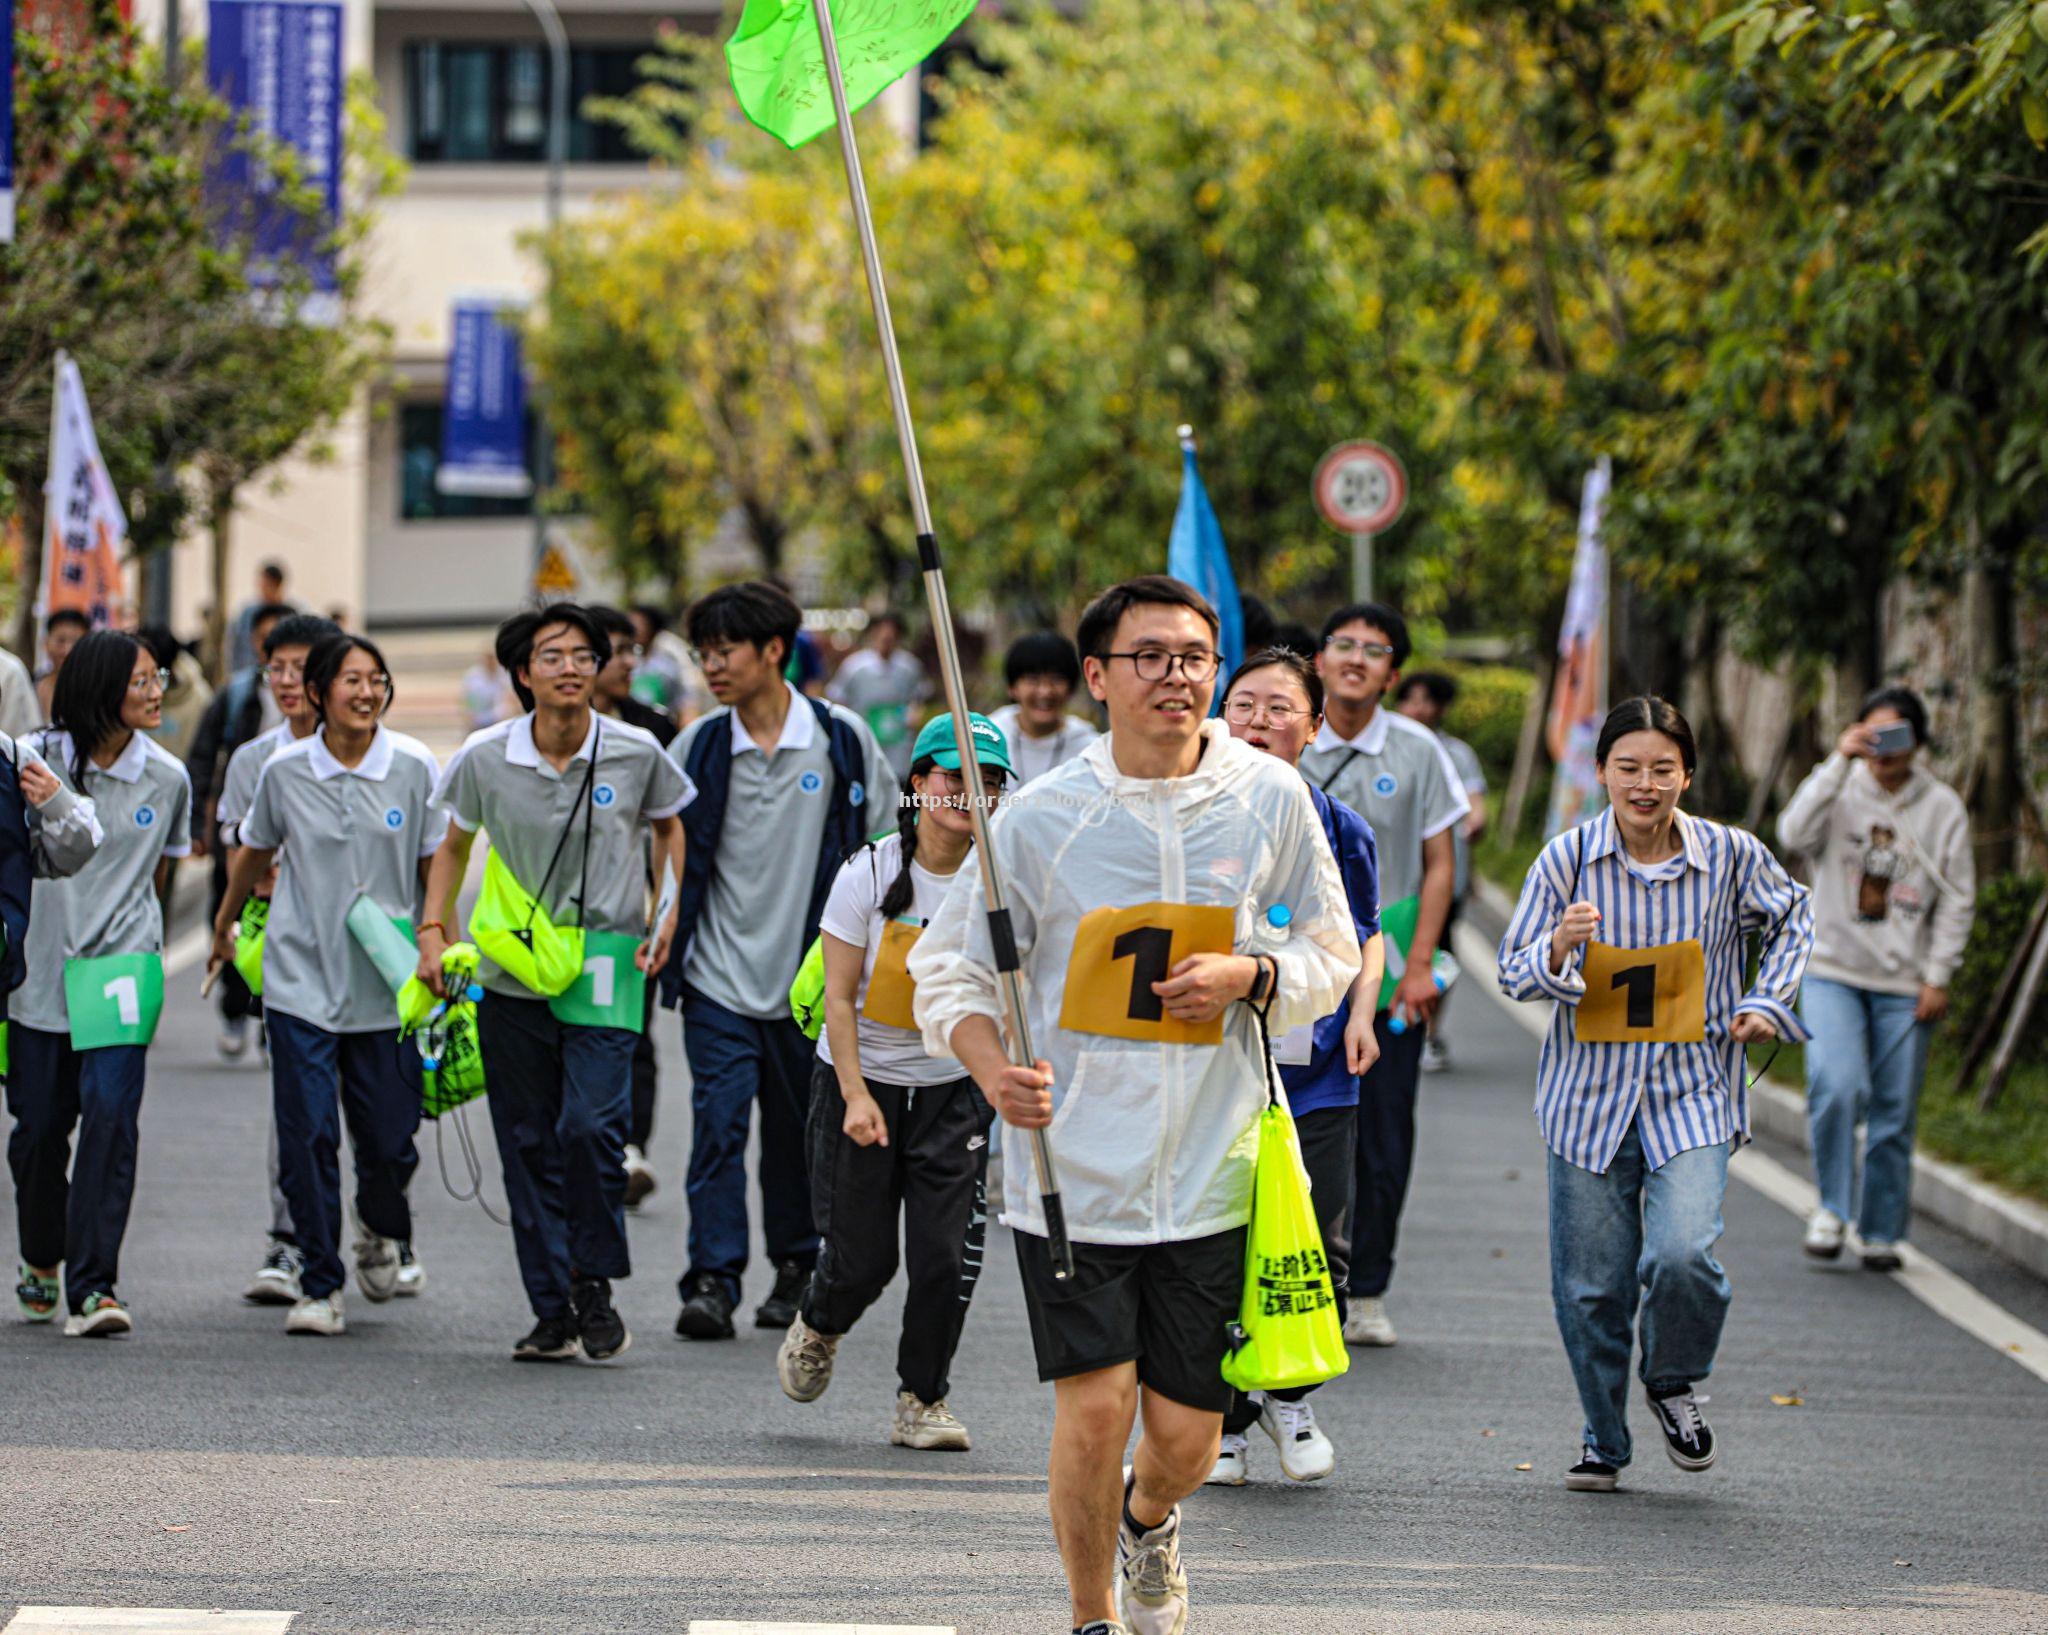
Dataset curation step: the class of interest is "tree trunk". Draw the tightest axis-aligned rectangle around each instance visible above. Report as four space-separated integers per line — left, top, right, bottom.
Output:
1501 648 1554 844
1965 521 2019 878
206 482 235 685
13 486 45 662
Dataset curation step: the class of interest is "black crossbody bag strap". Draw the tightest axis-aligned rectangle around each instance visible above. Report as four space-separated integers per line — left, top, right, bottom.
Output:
1312 747 1363 795
523 723 599 934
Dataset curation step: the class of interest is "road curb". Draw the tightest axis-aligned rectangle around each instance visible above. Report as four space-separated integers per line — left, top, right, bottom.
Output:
1470 872 2048 1280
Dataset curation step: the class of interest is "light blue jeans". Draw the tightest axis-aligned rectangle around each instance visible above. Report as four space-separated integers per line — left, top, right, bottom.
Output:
1800 975 1931 1245
1548 1125 1732 1468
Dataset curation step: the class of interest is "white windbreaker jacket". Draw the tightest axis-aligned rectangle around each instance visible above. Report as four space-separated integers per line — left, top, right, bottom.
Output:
910 720 1360 1246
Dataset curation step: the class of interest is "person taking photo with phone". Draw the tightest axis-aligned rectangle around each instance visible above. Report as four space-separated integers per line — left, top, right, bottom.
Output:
1776 686 1973 1271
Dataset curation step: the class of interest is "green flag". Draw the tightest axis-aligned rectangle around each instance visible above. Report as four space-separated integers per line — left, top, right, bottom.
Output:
727 0 976 149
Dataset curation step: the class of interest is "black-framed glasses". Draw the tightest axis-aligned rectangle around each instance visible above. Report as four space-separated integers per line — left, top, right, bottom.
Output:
1101 648 1220 684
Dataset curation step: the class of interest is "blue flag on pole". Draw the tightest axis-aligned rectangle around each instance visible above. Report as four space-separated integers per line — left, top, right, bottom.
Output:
1166 433 1243 713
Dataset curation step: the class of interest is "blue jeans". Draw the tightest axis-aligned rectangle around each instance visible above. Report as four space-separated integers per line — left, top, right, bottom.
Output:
268 1011 422 1301
1548 1125 1732 1468
1800 975 1931 1245
679 989 818 1305
478 992 637 1319
5 1028 147 1312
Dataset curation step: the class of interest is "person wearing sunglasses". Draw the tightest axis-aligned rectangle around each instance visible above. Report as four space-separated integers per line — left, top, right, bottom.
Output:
12 632 190 1337
776 712 1011 1453
1301 601 1470 1350
1497 696 1813 1493
209 634 438 1339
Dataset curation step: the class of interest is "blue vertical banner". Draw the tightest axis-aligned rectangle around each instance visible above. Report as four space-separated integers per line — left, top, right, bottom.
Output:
438 298 532 498
2 0 14 246
1166 429 1244 713
206 0 344 292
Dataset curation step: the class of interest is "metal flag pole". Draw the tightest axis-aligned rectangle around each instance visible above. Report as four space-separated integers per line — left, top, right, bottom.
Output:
807 0 1072 1278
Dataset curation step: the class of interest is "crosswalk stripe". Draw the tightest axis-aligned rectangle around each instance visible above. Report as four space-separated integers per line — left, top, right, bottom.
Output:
3 1613 295 1634
1455 920 2048 1388
686 1624 954 1634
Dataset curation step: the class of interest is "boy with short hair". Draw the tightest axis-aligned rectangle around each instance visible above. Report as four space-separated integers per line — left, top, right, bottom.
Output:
987 630 1099 786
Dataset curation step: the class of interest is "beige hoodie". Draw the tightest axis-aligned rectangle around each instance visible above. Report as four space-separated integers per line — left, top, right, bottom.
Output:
1776 753 1974 997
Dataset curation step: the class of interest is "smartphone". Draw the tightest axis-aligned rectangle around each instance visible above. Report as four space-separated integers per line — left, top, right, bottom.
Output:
1868 720 1916 757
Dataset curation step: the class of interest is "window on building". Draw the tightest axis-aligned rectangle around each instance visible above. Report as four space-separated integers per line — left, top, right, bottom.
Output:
405 41 660 164
399 403 533 520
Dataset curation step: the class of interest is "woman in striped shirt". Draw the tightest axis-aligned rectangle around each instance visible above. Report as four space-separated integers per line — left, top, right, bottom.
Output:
1498 697 1812 1493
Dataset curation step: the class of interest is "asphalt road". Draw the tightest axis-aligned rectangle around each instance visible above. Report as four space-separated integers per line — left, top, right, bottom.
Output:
4 920 2047 1633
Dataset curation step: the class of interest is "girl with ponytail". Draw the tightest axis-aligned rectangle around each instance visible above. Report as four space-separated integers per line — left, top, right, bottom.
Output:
776 711 1014 1452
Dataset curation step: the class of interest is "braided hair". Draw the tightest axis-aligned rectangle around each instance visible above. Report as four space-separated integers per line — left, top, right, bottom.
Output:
878 754 937 922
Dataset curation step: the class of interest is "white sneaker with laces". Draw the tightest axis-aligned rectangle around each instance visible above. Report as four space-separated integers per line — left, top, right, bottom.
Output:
244 1239 303 1305
287 1294 345 1336
890 1390 969 1451
1803 1208 1845 1260
1344 1296 1396 1347
1257 1393 1336 1482
394 1243 425 1297
776 1316 840 1403
1205 1432 1249 1486
1117 1502 1189 1635
353 1234 401 1303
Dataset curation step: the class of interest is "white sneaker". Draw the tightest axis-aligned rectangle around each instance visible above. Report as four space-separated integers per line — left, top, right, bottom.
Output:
1860 1239 1904 1273
1205 1432 1249 1486
1420 1037 1450 1074
623 1144 656 1210
353 1234 401 1303
1117 1502 1189 1635
890 1390 970 1451
216 1016 249 1060
243 1239 303 1305
286 1294 345 1336
776 1316 840 1403
1344 1296 1396 1347
394 1243 425 1297
1257 1393 1335 1482
64 1293 132 1337
1803 1208 1845 1261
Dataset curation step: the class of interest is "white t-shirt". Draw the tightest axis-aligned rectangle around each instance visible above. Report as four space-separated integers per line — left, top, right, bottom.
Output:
816 830 967 1087
988 703 1099 788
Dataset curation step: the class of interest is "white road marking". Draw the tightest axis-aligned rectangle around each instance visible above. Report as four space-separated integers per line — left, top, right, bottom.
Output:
3 1613 294 1634
1454 921 2048 1386
687 1625 953 1634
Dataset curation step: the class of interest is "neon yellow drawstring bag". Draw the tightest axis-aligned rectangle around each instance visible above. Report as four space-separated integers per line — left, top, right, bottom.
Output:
789 935 826 1039
468 737 596 999
231 897 269 995
1220 1004 1351 1395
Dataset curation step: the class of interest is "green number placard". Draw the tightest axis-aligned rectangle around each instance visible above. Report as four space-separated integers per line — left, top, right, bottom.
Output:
547 929 647 1032
64 953 166 1050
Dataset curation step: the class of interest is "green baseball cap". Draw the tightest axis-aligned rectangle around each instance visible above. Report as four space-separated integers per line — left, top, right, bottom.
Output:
913 711 1012 777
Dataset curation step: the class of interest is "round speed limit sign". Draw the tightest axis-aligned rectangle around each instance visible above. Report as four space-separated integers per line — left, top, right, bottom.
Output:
1313 441 1408 535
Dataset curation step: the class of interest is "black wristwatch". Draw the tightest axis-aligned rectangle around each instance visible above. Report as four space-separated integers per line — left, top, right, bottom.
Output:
1245 956 1276 1007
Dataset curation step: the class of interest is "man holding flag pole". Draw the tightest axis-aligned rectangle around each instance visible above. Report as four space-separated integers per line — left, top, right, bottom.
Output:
724 7 1356 1631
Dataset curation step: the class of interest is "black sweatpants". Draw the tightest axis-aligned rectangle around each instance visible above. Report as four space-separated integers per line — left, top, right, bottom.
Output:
1352 1013 1426 1298
1223 1103 1358 1433
801 1060 993 1404
629 980 658 1150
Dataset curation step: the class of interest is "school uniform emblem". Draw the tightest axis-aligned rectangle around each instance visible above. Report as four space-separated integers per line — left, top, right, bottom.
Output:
384 807 405 830
593 783 617 808
135 805 156 829
800 770 824 794
1373 773 1398 798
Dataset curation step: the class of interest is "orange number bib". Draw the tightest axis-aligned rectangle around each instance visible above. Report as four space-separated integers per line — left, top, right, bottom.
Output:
862 919 923 1032
1574 938 1707 1044
1058 902 1237 1046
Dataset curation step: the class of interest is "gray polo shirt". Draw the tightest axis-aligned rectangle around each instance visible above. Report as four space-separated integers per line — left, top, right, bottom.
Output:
240 727 443 1033
1301 706 1468 908
15 729 191 1034
670 685 895 1021
436 711 695 998
218 720 304 844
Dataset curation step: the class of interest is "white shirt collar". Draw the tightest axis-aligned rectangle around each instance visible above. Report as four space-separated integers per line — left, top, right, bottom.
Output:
43 729 150 783
1311 704 1389 756
505 711 599 771
729 682 815 756
306 724 395 783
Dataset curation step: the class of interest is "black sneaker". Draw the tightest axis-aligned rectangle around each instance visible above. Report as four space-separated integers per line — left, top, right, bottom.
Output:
675 1273 736 1340
754 1259 809 1330
512 1313 582 1362
1565 1446 1620 1492
572 1277 631 1362
1646 1385 1716 1471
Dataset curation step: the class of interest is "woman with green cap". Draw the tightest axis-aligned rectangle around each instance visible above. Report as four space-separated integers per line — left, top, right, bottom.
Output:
775 711 1011 1450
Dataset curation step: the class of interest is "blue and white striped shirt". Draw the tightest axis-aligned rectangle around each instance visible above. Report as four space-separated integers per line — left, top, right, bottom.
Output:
1497 808 1814 1174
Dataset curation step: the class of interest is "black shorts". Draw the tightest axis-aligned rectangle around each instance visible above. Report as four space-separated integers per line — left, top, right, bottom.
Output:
1013 1226 1247 1414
